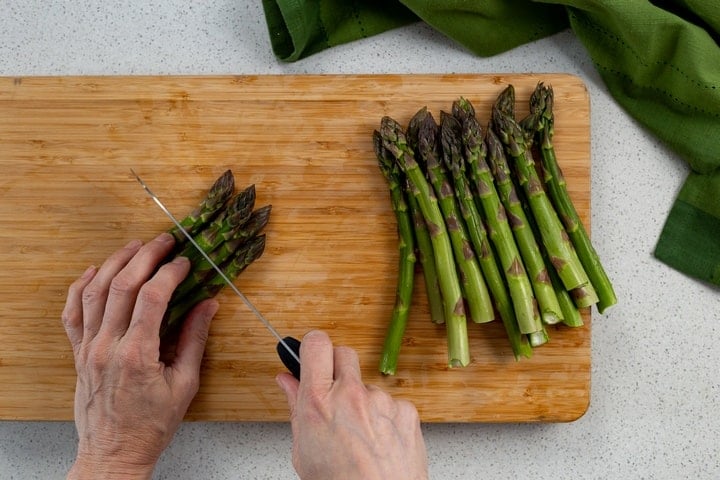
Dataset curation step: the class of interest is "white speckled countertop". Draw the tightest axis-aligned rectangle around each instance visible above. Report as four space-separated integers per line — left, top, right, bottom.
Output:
2 2 719 479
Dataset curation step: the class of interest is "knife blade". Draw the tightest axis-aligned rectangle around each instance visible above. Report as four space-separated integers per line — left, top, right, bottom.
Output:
130 169 301 379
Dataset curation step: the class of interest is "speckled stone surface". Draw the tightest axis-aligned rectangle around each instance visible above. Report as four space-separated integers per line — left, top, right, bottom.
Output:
2 2 719 479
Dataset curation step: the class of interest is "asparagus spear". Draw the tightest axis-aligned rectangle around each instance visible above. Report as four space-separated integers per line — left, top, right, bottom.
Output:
380 127 445 324
485 126 563 325
406 179 445 324
169 169 235 245
494 85 516 118
161 234 267 337
513 148 584 328
453 110 540 339
492 105 598 306
170 204 271 303
398 114 446 324
177 184 256 262
410 109 494 325
380 115 470 368
373 131 417 375
529 83 617 313
444 105 532 359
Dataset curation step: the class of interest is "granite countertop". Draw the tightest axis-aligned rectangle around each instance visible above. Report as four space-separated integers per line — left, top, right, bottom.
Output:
2 2 719 479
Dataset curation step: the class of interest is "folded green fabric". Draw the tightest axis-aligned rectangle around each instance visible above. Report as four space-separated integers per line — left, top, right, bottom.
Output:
262 0 720 288
261 0 418 62
655 170 720 285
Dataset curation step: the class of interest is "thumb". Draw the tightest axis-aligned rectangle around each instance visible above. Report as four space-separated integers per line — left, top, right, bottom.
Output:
170 299 218 389
276 372 299 412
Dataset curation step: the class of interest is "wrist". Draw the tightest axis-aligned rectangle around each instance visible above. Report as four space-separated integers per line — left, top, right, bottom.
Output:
67 455 155 480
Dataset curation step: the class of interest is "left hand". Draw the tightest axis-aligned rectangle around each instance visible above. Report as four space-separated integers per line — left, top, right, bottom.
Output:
62 233 218 480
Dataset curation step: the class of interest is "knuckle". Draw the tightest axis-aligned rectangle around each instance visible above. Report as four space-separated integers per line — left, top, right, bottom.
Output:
108 274 135 298
85 344 110 370
343 380 368 400
302 388 333 420
136 284 168 307
60 304 81 331
335 345 358 361
190 324 210 346
396 399 421 422
67 277 85 298
81 284 104 305
178 374 200 396
116 344 144 371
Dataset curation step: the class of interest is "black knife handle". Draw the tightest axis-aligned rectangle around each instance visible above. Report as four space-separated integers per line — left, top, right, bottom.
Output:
276 336 301 380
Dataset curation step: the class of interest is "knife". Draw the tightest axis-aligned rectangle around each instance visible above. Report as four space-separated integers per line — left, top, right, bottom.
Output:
131 169 302 380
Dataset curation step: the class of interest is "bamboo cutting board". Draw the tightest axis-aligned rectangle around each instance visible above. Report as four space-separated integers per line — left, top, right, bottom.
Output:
0 74 591 422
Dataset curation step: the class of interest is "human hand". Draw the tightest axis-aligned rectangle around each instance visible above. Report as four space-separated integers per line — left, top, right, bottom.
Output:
275 330 428 480
62 233 218 480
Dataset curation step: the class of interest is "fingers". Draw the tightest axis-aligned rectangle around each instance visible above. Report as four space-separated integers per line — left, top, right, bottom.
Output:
394 399 421 427
333 346 362 384
298 330 334 393
61 265 98 354
123 255 191 351
276 372 300 412
366 384 397 417
80 239 143 340
98 233 177 338
170 299 218 397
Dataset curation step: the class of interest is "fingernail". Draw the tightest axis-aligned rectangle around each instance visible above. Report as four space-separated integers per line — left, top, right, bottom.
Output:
171 256 189 266
157 232 175 244
81 265 97 280
205 299 220 316
125 239 142 250
275 374 286 391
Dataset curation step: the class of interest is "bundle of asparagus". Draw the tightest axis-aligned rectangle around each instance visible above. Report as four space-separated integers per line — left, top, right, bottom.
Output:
159 169 271 337
375 83 615 374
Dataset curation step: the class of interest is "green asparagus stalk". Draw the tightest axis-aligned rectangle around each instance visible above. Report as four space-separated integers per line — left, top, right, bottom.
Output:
398 116 445 324
161 234 267 337
556 284 584 326
406 180 446 324
529 83 617 313
444 106 532 359
380 115 470 368
492 105 598 307
569 284 599 310
400 114 445 324
514 153 584 328
410 109 494 325
373 131 417 375
169 169 235 245
177 184 256 262
485 126 563 325
170 204 272 304
454 109 540 338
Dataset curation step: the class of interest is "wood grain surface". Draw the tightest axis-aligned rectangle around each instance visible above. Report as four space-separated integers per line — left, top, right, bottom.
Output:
0 74 591 422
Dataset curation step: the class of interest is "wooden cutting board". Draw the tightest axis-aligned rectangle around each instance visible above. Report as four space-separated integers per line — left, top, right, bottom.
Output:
0 74 591 422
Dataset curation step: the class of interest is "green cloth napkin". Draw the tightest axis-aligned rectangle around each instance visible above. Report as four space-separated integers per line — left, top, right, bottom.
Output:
262 0 720 288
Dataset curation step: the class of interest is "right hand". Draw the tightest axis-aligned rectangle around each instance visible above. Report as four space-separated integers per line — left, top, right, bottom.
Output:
275 330 428 480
